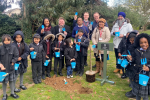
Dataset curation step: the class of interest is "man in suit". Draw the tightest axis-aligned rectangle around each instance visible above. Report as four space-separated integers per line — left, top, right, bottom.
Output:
53 17 72 39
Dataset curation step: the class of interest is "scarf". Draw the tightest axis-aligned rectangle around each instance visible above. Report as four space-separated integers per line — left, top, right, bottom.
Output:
44 26 51 32
118 19 125 27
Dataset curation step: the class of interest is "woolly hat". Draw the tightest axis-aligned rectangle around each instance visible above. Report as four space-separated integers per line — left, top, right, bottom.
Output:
118 12 126 18
99 18 106 23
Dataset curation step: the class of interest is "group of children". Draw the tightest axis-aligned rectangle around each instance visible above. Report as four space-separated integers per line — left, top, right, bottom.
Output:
0 28 89 100
117 31 150 100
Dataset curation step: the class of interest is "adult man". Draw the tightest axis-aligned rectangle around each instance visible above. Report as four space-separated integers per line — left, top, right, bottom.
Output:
111 12 133 74
53 17 72 39
72 17 89 38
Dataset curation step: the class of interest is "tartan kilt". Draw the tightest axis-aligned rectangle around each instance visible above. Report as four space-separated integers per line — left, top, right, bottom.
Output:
132 81 150 98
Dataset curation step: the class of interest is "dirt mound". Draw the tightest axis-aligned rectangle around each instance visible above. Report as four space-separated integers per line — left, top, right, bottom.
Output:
44 75 92 94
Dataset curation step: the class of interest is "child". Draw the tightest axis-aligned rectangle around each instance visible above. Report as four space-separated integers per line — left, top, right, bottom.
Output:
124 31 138 98
118 32 130 78
53 33 65 76
12 31 29 92
127 33 150 100
0 34 19 99
29 34 46 84
64 38 77 78
74 29 89 76
41 31 55 79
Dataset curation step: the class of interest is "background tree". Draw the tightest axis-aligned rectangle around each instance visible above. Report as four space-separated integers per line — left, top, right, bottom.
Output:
0 12 21 38
125 0 150 30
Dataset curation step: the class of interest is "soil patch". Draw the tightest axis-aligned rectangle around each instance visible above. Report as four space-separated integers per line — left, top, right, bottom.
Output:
44 75 92 94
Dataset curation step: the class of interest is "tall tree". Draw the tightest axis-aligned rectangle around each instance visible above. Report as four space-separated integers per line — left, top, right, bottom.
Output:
125 0 150 30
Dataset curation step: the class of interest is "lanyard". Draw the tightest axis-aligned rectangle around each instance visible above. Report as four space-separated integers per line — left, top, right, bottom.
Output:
99 27 104 37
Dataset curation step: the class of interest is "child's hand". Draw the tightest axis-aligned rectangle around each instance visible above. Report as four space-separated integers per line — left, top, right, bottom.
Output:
0 63 5 70
118 53 121 57
46 55 49 58
54 48 58 50
70 59 73 62
78 42 81 45
75 34 78 37
143 66 149 72
41 29 44 34
11 63 14 66
72 58 75 61
127 55 132 61
18 57 22 61
30 47 34 51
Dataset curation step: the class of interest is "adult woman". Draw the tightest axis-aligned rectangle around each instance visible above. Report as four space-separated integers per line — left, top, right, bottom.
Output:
37 18 53 40
92 18 110 76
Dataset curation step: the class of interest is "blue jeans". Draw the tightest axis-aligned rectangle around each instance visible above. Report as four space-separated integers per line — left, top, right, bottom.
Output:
67 66 73 76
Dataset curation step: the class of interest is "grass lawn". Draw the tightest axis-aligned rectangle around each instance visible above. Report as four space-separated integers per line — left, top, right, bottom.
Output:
0 36 150 100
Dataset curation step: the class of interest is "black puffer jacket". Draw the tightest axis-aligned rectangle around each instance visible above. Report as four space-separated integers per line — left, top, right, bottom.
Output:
64 46 77 66
0 44 19 73
131 47 150 83
29 34 46 62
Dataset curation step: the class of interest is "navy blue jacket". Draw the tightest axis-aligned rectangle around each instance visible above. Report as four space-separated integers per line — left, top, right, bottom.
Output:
72 26 89 38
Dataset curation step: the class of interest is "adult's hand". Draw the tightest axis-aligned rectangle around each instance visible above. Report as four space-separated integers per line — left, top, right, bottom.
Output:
64 31 67 36
119 34 124 38
74 15 77 20
41 29 44 34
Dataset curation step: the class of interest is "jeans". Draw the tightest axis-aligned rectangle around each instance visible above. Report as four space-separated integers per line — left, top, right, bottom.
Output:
67 66 73 76
136 95 148 100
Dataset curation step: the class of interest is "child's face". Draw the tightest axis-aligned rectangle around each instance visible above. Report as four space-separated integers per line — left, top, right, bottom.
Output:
34 38 40 44
129 37 135 44
140 37 149 50
16 35 22 43
78 32 83 37
4 38 11 44
70 40 73 46
58 35 63 41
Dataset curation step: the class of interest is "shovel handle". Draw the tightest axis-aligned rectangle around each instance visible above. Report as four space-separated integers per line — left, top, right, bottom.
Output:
3 73 8 76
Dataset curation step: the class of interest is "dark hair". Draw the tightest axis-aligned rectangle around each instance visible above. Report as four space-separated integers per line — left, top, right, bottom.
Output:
134 33 150 48
65 38 72 46
2 34 11 42
78 29 84 34
42 18 51 27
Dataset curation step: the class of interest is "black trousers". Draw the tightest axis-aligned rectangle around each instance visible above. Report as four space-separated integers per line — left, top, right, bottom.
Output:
42 55 52 75
84 56 87 64
31 61 42 81
76 52 85 73
114 48 122 69
54 57 62 74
